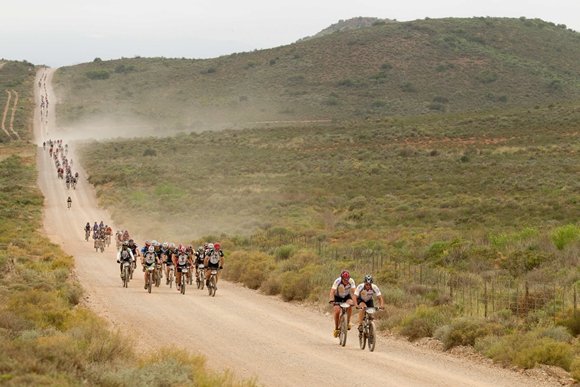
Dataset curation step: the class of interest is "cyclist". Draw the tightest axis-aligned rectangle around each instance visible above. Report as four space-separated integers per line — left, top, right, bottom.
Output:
329 270 356 338
84 222 91 239
141 245 159 289
174 244 192 291
204 242 224 288
163 242 175 285
354 274 385 333
117 241 135 277
194 245 205 280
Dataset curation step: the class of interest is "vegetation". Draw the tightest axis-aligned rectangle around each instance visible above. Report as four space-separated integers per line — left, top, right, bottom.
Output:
53 17 580 132
0 60 36 142
77 100 580 378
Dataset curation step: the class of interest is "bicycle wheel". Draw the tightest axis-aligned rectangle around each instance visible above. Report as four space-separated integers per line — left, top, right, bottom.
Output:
181 278 186 294
339 314 348 347
359 324 366 350
147 274 152 294
123 266 129 288
368 321 376 352
169 272 173 288
200 272 205 290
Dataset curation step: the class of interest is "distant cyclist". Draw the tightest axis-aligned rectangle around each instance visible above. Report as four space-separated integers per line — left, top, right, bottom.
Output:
329 270 356 337
354 274 384 333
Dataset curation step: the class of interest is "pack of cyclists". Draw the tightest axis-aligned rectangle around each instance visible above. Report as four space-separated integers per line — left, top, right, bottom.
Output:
111 238 225 292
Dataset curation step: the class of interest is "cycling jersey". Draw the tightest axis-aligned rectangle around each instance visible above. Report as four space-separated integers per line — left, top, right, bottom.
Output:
331 277 356 299
143 252 157 265
354 283 382 303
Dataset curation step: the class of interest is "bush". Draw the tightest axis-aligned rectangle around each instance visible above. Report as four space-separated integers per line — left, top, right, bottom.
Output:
274 245 295 261
434 318 499 349
478 331 574 370
85 70 110 80
571 357 580 381
558 311 580 336
551 224 579 250
399 305 452 341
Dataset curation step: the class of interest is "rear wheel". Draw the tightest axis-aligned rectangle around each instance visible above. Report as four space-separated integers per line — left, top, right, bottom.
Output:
181 277 186 295
147 273 152 294
200 272 205 290
339 313 348 347
368 321 376 352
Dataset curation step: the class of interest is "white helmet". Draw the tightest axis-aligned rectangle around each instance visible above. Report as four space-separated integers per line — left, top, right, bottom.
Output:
151 240 158 246
208 243 214 249
162 242 168 248
148 246 155 253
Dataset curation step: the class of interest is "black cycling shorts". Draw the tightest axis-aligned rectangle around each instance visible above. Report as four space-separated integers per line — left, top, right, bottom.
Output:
334 295 352 304
357 298 374 308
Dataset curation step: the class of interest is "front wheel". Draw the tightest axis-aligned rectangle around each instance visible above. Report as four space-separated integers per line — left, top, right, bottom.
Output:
181 278 186 295
359 325 366 350
339 313 348 347
147 273 152 294
367 321 376 352
123 266 129 288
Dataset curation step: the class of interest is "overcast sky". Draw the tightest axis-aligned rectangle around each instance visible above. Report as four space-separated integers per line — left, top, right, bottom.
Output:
2 0 579 67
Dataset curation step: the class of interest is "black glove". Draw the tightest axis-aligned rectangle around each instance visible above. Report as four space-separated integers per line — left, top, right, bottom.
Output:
219 266 223 269
116 259 120 263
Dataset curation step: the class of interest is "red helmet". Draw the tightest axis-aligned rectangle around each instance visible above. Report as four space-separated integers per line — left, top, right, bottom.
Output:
340 270 350 280
214 242 221 250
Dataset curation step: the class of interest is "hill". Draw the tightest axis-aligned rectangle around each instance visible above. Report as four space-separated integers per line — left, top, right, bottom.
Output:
302 16 393 40
53 17 580 134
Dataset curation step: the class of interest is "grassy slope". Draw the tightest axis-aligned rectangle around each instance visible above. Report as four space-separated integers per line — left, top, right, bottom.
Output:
0 61 35 143
0 66 252 385
54 17 580 132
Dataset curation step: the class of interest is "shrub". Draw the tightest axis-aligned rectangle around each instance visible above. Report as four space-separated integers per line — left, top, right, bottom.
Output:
434 318 499 349
143 148 157 157
85 70 110 80
478 331 574 370
399 305 452 341
551 224 579 250
571 357 580 381
274 245 295 261
400 82 416 92
558 311 580 336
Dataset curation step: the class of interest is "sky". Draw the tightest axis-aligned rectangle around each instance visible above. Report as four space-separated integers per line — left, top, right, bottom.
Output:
2 0 579 67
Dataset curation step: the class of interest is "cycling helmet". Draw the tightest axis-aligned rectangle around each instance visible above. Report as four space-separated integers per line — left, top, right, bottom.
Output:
145 240 151 247
364 274 373 284
148 246 155 253
340 270 350 281
151 240 158 246
214 242 221 250
208 243 214 249
179 244 186 253
162 242 168 249
169 242 175 249
128 239 134 245
122 241 129 247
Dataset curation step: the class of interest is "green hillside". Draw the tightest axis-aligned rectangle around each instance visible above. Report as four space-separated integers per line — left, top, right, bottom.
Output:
0 60 35 142
54 17 580 133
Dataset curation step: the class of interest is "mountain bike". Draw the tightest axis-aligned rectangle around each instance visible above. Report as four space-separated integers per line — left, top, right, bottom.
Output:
180 266 189 295
207 269 220 297
196 264 205 289
145 264 155 293
167 265 174 288
121 260 131 288
154 263 163 287
358 306 380 351
331 302 352 347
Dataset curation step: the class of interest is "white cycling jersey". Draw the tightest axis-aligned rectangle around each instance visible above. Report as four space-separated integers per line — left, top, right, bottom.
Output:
331 277 356 298
354 283 382 302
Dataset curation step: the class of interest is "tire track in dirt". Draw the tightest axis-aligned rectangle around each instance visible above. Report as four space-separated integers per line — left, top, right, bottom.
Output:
1 90 14 140
8 89 21 140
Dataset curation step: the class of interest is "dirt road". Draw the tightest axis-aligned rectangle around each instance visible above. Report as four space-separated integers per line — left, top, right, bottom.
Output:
33 69 559 387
